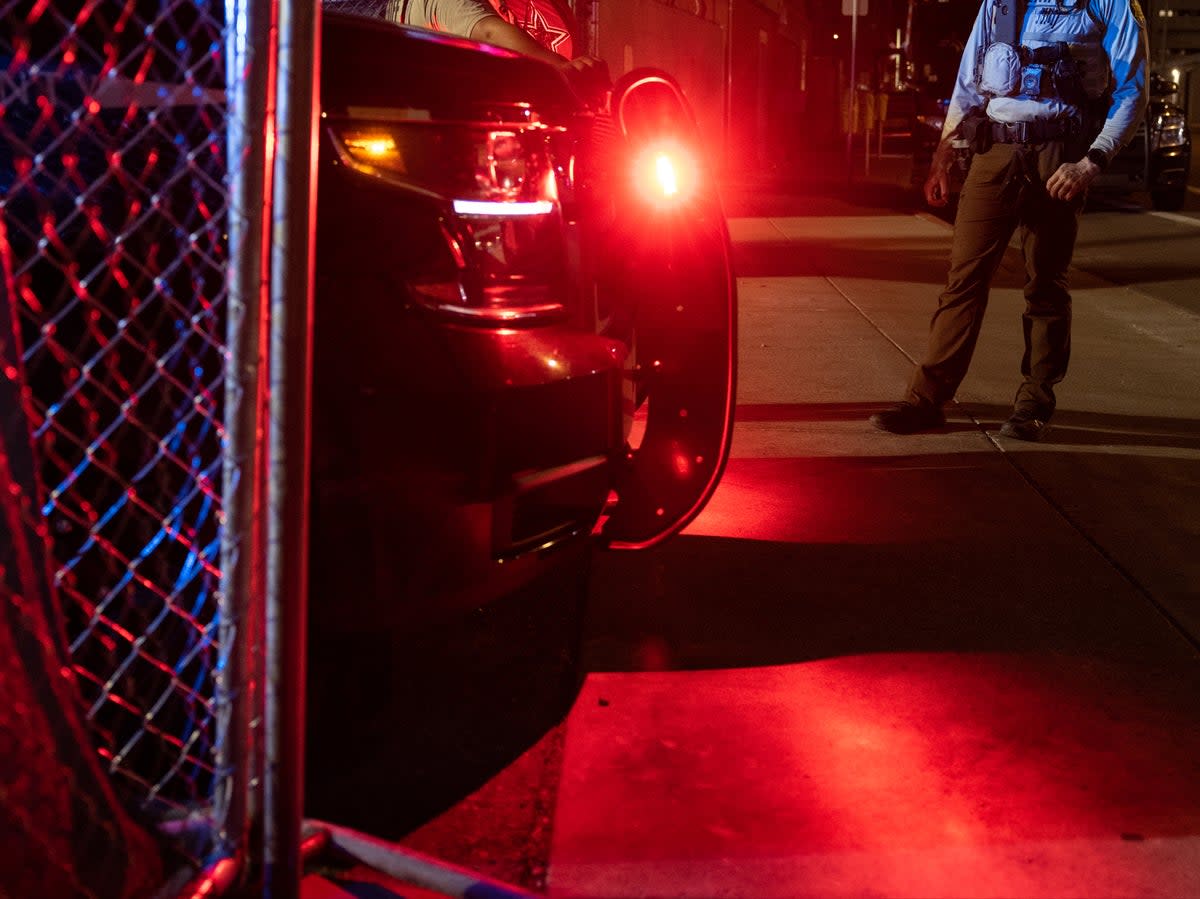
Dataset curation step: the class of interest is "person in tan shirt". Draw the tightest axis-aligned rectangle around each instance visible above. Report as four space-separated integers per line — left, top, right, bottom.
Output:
387 0 603 77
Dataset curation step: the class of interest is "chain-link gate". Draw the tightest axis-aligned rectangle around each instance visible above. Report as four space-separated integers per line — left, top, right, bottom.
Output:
0 0 282 892
2 1 565 895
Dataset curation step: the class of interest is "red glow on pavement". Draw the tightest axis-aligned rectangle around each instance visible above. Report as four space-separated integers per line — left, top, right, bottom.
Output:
552 654 1200 897
682 455 1035 545
682 456 885 544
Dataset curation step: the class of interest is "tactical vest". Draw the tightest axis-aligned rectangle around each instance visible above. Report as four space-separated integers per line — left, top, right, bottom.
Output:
978 0 1110 123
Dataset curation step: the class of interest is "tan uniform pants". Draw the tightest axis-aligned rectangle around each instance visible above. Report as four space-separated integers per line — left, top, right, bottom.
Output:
906 140 1085 417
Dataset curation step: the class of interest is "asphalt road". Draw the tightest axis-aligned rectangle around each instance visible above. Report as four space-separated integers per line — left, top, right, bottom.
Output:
1073 197 1200 319
305 155 1200 898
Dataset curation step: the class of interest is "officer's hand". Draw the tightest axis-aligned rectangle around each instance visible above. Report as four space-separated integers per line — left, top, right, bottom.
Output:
924 167 951 207
1046 157 1101 202
923 142 954 207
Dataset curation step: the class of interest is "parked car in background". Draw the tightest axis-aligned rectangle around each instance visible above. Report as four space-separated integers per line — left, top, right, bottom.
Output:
308 10 737 638
1092 72 1191 211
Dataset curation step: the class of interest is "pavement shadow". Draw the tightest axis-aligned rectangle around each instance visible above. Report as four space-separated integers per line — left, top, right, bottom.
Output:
582 439 1200 675
721 178 923 219
733 400 1200 450
1073 249 1200 290
735 400 992 439
961 402 1200 449
730 222 1029 289
581 524 1192 675
304 556 587 840
732 235 963 282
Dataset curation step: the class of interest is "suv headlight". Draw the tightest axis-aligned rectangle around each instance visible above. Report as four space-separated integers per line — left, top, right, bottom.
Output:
329 115 571 323
1150 112 1188 151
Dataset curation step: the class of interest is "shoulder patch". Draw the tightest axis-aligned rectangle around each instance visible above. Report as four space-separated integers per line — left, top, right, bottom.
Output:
1131 0 1147 29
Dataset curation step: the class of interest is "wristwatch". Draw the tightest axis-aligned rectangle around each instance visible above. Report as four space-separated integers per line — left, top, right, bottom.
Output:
1085 148 1109 171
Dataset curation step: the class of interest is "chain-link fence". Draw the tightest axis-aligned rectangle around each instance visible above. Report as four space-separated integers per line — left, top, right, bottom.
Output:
1 0 256 891
0 362 167 898
325 0 387 17
2 0 582 892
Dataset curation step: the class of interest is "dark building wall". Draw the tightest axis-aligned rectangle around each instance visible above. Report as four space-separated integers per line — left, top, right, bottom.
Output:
585 0 812 176
727 0 810 171
589 0 727 146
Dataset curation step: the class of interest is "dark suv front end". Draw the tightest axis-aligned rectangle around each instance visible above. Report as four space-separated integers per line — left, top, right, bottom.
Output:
310 12 737 631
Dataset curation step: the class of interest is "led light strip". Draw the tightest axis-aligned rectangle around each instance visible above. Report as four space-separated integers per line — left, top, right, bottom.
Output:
452 199 554 216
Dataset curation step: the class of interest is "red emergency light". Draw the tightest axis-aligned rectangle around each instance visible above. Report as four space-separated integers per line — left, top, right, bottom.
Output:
632 141 699 208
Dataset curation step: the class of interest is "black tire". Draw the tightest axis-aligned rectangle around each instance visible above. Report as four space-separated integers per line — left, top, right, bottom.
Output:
1151 187 1186 212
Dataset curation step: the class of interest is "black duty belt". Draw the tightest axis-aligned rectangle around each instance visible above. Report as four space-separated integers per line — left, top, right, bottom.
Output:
989 118 1078 144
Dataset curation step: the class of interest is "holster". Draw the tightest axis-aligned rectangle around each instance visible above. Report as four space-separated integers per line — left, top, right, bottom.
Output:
957 111 993 155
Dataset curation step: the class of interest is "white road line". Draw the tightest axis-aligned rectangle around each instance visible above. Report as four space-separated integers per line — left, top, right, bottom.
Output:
1148 210 1200 226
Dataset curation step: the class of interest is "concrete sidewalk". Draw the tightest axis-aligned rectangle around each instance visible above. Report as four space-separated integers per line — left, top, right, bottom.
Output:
550 188 1200 897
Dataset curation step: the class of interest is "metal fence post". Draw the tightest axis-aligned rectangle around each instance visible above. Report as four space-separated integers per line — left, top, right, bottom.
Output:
217 0 276 883
264 0 320 891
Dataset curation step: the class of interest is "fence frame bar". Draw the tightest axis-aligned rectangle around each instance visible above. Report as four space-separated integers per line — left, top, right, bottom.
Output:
263 0 322 891
219 0 276 879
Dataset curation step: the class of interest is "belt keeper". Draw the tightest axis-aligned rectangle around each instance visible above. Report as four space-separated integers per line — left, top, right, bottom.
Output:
992 121 1029 143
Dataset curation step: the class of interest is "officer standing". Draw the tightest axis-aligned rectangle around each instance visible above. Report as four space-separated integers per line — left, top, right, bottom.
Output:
871 0 1148 441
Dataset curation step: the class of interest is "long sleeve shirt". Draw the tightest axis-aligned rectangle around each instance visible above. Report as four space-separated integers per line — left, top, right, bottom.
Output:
941 0 1148 163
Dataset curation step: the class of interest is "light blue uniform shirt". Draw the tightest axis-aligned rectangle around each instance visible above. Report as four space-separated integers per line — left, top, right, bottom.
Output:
942 0 1148 163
